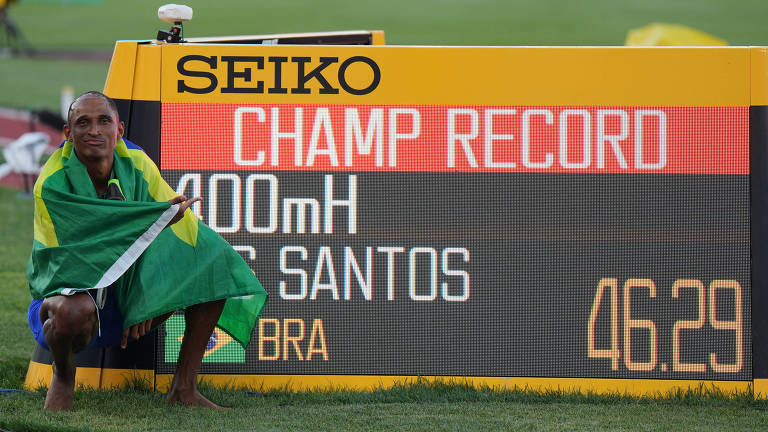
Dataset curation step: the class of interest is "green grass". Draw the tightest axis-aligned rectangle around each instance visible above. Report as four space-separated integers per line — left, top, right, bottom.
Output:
0 185 34 272
2 380 768 431
1 184 768 430
8 0 768 48
0 57 109 112
0 186 35 391
2 0 768 112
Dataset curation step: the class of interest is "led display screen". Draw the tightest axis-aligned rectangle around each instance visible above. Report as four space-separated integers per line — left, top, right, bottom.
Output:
147 45 755 386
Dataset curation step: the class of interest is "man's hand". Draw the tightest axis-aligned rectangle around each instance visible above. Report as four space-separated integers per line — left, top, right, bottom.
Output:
121 318 153 349
166 195 202 227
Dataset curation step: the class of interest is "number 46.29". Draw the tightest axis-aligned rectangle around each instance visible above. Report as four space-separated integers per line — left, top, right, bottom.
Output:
587 278 742 373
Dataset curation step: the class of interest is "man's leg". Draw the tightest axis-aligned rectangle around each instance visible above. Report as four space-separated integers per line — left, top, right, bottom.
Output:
40 293 98 411
166 299 226 408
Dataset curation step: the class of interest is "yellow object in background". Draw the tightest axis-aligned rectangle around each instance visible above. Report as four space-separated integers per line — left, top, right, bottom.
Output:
626 23 728 46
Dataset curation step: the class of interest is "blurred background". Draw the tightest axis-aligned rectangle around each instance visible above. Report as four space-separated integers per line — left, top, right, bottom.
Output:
0 0 766 121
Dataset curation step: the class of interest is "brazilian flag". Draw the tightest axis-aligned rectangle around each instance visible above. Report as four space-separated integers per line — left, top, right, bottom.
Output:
27 138 267 348
164 314 246 363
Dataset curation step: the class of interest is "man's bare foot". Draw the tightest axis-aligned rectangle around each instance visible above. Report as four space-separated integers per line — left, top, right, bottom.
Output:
166 387 228 409
44 364 75 411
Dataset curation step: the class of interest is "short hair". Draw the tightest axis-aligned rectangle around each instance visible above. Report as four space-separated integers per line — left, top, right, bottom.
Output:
67 91 120 126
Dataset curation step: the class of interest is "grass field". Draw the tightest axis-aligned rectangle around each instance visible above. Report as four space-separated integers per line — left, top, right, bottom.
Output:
0 185 34 394
7 0 768 48
2 0 768 111
3 382 768 431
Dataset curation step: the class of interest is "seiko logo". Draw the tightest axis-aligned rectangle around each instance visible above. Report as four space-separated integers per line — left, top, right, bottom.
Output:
177 55 381 95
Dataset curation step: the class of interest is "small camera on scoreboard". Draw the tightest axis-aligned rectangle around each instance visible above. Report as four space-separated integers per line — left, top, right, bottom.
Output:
157 27 183 43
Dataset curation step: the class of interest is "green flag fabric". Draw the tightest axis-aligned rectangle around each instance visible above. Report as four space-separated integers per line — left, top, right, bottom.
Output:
27 138 267 348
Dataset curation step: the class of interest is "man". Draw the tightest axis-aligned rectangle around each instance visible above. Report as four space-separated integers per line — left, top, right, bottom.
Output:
26 91 267 410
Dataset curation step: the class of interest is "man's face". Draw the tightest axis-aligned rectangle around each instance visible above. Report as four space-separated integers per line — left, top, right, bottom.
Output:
63 95 124 163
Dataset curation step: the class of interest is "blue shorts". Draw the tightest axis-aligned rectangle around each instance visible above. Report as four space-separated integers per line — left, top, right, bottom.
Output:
28 288 126 351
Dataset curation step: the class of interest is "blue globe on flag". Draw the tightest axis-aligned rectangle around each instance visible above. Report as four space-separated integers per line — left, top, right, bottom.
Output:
206 331 217 351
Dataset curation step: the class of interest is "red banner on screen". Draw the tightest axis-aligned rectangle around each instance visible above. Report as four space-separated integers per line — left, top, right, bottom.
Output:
160 103 748 174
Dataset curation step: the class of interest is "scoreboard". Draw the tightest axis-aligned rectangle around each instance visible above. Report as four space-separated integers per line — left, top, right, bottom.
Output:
104 41 768 396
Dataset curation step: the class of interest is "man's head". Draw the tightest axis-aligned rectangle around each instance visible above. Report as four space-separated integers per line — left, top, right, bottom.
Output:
63 91 124 163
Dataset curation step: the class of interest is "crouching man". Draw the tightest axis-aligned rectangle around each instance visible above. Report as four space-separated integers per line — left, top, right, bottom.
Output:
27 91 267 410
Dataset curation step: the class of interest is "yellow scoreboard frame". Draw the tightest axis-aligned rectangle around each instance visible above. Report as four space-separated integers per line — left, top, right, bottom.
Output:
25 36 768 398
